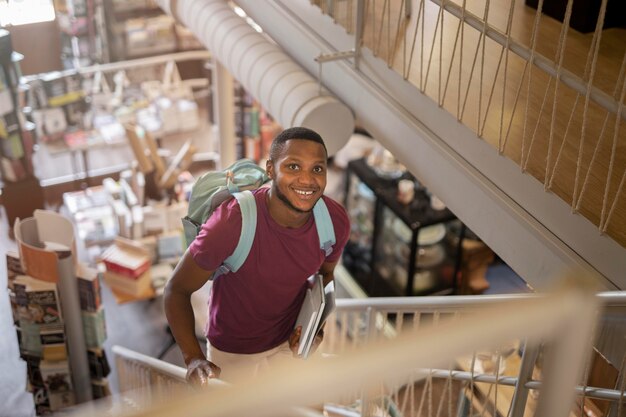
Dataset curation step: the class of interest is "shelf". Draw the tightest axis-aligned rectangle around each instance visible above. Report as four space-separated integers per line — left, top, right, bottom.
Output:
48 91 85 107
347 158 456 230
342 157 462 298
112 6 163 21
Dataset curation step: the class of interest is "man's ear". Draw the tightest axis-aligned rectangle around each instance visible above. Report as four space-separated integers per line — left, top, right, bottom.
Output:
266 160 274 180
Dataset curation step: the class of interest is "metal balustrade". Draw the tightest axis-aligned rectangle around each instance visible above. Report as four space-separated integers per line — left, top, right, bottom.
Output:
99 290 626 417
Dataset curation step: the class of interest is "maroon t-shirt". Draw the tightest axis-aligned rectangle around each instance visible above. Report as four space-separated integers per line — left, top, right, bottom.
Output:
189 187 350 354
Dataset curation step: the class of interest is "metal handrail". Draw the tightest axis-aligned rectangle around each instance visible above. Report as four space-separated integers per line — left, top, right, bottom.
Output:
335 291 626 310
107 290 626 417
21 50 211 82
96 287 600 417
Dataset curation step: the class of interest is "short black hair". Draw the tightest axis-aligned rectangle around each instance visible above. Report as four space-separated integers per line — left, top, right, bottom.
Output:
269 127 327 161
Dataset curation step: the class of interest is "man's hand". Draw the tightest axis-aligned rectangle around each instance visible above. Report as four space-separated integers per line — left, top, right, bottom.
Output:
289 326 325 358
310 328 324 354
186 358 221 386
289 326 302 356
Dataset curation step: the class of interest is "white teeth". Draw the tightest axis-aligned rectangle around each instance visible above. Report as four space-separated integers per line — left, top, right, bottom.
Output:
295 189 313 195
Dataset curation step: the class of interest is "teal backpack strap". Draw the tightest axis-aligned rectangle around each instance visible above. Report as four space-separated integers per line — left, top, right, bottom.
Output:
313 198 336 257
219 190 257 275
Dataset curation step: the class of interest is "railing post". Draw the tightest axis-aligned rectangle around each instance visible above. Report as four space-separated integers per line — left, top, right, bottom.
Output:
361 305 377 417
509 341 540 417
354 0 365 70
534 288 600 417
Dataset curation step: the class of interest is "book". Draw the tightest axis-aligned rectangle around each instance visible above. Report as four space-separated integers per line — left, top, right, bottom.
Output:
87 347 111 379
17 321 43 356
31 384 51 415
9 288 19 325
142 204 167 236
131 204 144 240
22 353 44 387
81 307 107 349
39 326 66 345
42 343 68 361
76 263 102 312
112 199 132 239
101 237 151 278
40 360 75 411
40 326 67 361
6 250 24 289
103 268 152 296
294 275 336 359
13 275 63 326
91 378 111 399
109 284 156 304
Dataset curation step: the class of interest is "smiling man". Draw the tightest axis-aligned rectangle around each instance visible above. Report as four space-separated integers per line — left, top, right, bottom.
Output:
164 127 350 384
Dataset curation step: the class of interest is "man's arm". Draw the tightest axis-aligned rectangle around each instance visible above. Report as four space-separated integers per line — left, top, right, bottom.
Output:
319 259 339 286
164 249 219 383
289 259 340 355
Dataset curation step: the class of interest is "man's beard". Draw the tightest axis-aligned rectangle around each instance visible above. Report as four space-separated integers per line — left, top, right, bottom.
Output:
274 185 316 214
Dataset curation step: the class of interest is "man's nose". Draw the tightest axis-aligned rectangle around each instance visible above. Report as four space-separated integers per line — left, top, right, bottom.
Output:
298 170 316 185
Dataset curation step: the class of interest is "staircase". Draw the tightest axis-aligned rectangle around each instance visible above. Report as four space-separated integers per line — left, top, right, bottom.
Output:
102 290 626 417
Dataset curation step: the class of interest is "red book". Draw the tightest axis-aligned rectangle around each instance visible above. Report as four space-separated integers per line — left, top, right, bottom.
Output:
101 237 151 279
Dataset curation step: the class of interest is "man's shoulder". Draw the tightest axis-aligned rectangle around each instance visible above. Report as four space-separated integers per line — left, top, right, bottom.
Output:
321 195 349 228
322 195 347 214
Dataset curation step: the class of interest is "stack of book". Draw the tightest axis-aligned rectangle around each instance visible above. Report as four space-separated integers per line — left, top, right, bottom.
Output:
101 237 153 299
7 251 76 414
76 264 111 398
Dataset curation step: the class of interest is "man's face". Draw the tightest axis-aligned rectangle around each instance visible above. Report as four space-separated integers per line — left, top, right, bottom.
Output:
267 139 327 214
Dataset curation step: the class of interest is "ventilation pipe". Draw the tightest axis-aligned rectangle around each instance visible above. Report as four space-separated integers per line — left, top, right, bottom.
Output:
157 0 355 156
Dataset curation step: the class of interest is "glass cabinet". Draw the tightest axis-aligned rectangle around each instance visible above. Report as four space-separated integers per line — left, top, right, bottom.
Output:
342 158 464 297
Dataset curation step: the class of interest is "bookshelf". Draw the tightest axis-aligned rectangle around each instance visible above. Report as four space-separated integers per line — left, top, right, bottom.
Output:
0 29 45 228
233 82 281 164
103 0 204 62
54 0 109 69
8 210 111 414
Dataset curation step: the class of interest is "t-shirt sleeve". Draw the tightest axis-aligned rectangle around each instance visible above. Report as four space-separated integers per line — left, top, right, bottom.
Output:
188 198 242 271
324 196 351 264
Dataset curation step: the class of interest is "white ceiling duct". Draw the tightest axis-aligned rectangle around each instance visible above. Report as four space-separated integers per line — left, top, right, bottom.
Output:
157 0 355 156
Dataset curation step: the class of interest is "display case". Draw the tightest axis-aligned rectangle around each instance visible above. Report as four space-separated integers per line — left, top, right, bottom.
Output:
342 158 464 297
0 30 45 227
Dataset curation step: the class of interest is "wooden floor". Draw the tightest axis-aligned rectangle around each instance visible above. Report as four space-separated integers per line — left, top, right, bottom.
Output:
325 0 626 247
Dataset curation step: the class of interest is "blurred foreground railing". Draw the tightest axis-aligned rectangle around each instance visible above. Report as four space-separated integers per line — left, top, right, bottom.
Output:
68 286 626 417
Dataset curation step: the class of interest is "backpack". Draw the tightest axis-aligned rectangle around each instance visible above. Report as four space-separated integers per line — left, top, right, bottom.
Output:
182 158 336 278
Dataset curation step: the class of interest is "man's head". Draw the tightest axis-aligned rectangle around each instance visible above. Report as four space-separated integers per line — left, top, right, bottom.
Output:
266 127 328 215
269 127 328 162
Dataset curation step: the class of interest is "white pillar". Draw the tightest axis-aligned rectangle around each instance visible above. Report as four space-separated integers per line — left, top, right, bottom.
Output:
213 59 236 168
